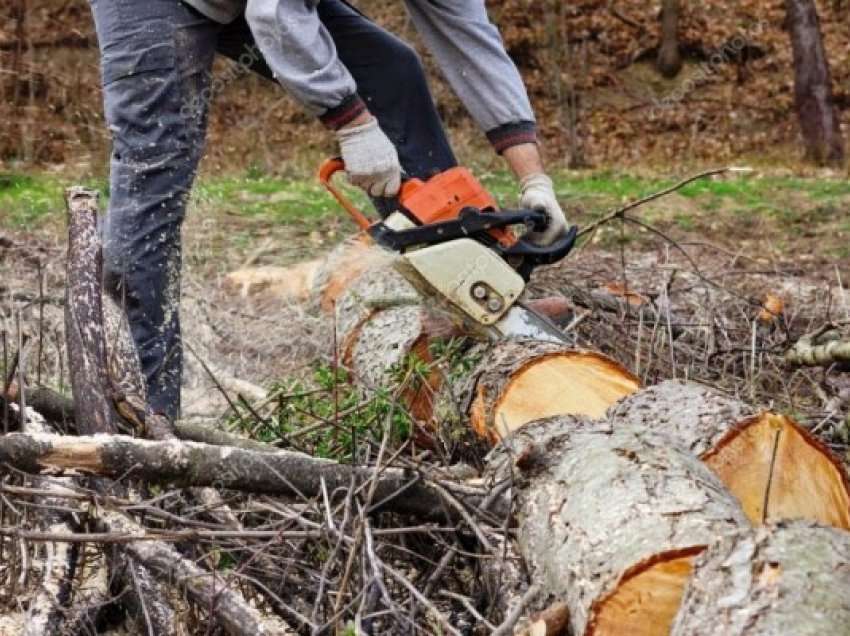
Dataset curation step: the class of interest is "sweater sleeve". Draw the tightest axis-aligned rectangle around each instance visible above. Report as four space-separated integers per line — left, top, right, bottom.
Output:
403 0 538 152
244 0 366 129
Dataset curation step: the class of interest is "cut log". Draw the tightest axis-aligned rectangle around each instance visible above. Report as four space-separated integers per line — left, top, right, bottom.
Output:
488 417 751 636
331 261 633 437
671 521 850 635
609 381 850 529
466 340 640 443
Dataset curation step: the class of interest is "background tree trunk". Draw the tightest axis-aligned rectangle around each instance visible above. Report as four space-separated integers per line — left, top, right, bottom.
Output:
657 0 683 78
786 0 845 165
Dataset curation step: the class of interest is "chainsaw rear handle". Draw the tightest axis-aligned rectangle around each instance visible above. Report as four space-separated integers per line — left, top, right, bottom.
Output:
318 157 418 231
317 157 373 231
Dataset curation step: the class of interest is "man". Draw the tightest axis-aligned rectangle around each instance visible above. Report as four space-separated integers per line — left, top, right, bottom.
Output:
89 0 567 421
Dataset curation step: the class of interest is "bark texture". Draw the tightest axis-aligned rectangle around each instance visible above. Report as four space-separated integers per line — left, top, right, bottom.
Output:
785 0 845 165
671 521 850 635
487 416 750 636
606 380 752 456
64 187 117 435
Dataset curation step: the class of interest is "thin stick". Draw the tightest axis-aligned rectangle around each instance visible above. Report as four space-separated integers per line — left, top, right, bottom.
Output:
577 167 751 239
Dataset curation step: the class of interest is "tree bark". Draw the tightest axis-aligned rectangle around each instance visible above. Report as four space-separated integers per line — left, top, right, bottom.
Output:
785 0 845 165
657 0 683 78
64 187 119 435
671 521 850 635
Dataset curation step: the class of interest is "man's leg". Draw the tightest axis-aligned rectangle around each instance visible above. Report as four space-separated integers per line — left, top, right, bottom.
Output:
317 0 457 180
89 0 219 419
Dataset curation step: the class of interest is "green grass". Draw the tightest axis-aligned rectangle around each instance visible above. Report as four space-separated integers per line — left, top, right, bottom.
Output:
0 173 108 227
3 168 849 245
0 173 67 226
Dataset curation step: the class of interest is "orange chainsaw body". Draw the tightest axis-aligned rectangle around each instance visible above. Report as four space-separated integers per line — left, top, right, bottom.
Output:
319 158 517 248
398 168 516 248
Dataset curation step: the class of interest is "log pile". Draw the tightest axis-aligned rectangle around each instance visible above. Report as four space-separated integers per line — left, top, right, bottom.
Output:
1 212 849 634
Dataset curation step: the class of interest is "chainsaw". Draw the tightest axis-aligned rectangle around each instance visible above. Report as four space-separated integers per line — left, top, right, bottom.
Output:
318 158 578 344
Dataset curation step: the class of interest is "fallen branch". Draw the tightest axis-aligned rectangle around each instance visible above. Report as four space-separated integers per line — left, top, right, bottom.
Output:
20 411 79 636
0 432 500 522
97 510 294 636
784 325 850 368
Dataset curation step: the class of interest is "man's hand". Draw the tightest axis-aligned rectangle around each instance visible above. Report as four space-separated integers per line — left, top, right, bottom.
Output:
520 173 568 246
501 143 568 246
335 115 401 198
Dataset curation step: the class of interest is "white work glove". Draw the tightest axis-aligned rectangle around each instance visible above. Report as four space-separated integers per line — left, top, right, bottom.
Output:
520 173 568 246
335 117 402 198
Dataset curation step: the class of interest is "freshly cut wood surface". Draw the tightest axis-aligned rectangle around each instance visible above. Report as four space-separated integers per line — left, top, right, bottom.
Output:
704 413 850 528
671 521 850 635
488 418 750 636
590 552 697 636
469 340 640 443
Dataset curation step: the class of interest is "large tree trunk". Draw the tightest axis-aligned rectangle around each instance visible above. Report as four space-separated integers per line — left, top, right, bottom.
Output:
672 521 850 635
486 379 850 635
785 0 845 165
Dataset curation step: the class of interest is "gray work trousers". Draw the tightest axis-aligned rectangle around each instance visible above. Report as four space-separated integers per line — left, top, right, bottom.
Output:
88 0 456 418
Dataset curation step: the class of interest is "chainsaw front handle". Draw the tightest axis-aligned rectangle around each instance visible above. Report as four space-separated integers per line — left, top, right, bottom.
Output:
317 157 373 231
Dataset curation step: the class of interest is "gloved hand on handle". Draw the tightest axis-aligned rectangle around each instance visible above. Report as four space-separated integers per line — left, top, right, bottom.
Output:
335 116 402 198
519 173 569 246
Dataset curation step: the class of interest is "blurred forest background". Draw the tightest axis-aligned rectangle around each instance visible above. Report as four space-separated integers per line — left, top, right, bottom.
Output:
1 0 849 176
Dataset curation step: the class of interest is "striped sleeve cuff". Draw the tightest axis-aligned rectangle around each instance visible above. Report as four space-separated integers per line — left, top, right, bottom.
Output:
486 120 538 154
319 94 368 130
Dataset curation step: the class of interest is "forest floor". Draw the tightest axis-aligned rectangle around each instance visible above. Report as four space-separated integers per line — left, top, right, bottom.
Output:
2 165 850 456
2 163 850 633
